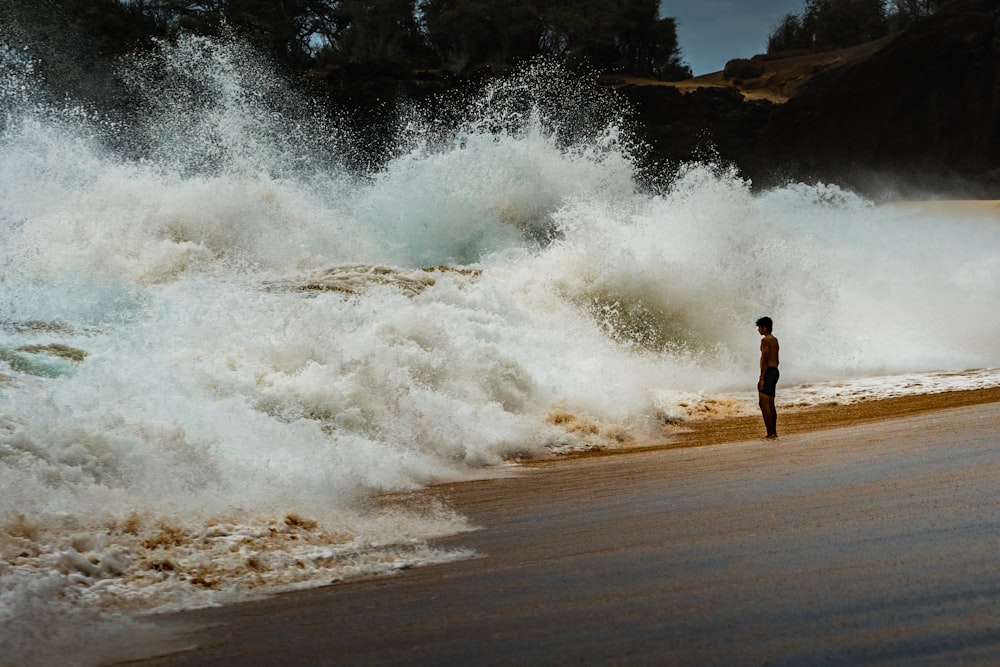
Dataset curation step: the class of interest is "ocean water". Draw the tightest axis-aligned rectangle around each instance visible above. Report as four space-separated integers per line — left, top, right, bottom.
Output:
3 36 1000 663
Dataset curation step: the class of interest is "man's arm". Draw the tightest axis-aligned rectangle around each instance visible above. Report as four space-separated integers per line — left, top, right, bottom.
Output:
759 340 767 389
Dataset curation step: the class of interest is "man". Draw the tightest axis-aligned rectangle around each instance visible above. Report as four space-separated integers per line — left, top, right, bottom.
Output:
756 316 779 439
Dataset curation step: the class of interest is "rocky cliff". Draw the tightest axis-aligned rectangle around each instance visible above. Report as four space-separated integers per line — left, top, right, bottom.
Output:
610 0 1000 199
760 0 1000 198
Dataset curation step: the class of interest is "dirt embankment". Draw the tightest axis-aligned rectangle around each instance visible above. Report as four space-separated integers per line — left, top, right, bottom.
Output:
602 37 895 104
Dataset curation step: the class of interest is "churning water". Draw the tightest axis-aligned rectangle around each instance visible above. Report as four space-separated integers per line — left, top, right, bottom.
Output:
2 34 1000 663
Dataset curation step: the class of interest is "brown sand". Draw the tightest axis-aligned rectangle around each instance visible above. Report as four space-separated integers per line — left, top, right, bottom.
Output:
618 386 1000 455
606 37 895 104
119 387 1000 666
532 386 1000 465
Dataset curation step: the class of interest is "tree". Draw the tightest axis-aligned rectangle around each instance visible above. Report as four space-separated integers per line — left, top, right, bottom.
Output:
803 0 887 49
320 0 428 65
767 0 890 53
12 0 689 80
889 0 949 30
641 17 689 79
140 0 338 66
0 0 163 107
420 0 688 78
768 12 809 52
420 0 544 72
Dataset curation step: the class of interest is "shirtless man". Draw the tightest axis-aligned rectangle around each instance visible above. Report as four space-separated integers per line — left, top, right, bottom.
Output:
756 316 779 439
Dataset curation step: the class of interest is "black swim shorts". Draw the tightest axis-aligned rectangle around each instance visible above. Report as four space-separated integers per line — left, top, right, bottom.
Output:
760 366 779 396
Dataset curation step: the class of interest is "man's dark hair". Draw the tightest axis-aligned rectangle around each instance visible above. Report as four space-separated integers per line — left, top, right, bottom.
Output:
756 316 773 332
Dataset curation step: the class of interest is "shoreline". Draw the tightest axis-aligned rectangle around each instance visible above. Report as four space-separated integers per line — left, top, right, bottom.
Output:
125 390 1000 666
543 385 1000 462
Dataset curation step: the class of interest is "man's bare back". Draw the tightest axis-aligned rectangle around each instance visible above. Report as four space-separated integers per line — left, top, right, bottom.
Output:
760 333 779 371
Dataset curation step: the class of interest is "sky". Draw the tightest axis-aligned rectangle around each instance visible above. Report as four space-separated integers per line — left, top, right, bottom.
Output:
660 0 807 75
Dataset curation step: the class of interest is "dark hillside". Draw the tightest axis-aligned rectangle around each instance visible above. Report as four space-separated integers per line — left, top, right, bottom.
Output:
5 0 1000 198
758 0 1000 197
608 0 1000 198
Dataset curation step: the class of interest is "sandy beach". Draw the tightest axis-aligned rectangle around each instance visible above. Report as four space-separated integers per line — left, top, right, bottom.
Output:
7 8 1000 663
116 388 1000 666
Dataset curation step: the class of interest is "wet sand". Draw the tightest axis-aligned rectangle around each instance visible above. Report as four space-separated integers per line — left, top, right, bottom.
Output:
653 386 1000 452
121 389 1000 666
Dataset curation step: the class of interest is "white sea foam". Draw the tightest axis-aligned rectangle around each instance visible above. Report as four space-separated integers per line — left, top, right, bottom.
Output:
3 35 1000 662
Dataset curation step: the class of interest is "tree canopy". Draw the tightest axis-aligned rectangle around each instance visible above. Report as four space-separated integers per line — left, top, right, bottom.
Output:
418 0 689 78
767 0 949 53
12 0 690 80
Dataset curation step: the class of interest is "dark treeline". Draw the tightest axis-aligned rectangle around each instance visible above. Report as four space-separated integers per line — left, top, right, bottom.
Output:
768 0 951 52
0 0 164 112
0 0 690 81
2 0 959 100
4 0 988 196
156 0 689 79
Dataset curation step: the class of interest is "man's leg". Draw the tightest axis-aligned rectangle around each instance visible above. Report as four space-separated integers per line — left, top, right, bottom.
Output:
759 393 777 438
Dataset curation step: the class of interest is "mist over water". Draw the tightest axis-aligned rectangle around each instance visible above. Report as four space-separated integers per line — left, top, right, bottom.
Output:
2 34 1000 662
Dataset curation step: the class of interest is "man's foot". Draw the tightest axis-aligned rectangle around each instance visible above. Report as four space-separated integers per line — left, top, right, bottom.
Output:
764 434 778 440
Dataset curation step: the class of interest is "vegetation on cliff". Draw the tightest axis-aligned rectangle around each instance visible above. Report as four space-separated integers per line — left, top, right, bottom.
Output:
0 0 690 80
4 0 1000 198
767 0 949 52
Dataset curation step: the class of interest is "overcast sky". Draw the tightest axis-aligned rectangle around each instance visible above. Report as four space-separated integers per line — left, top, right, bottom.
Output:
660 0 806 75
